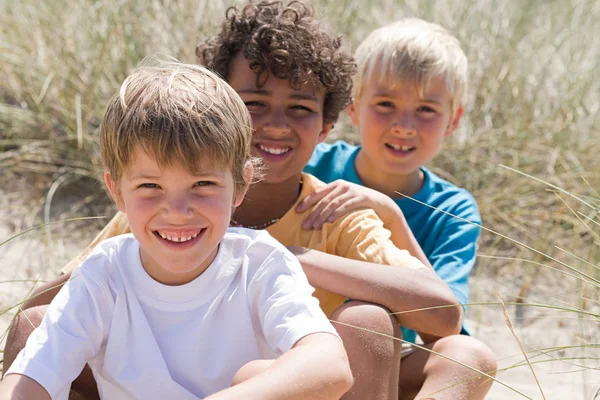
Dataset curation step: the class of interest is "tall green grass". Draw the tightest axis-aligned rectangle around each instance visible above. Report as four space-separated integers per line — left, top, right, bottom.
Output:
1 0 599 397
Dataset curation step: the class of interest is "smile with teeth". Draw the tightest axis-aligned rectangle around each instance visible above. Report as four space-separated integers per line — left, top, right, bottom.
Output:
258 144 291 155
386 143 415 151
155 229 204 243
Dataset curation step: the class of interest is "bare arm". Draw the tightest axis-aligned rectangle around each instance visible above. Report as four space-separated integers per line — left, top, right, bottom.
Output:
205 333 352 400
22 273 71 310
289 247 462 338
0 374 51 400
296 180 432 270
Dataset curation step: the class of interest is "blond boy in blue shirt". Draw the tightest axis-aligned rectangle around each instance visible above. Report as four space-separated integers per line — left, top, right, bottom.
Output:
301 18 497 399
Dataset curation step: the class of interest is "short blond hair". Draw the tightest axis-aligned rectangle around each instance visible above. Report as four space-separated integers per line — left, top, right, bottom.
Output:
100 57 255 194
353 18 468 114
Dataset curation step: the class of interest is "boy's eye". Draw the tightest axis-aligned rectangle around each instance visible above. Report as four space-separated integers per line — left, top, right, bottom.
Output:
292 105 314 112
375 101 395 109
418 106 437 114
139 183 159 189
288 105 315 117
244 101 266 111
417 106 439 118
194 181 213 187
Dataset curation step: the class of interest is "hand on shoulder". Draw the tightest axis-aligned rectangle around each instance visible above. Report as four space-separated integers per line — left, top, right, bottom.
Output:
295 179 401 229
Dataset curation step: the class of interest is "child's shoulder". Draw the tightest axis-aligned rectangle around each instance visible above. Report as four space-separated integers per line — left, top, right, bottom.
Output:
224 227 282 247
223 228 303 280
421 167 473 197
309 140 358 163
223 227 293 261
313 140 357 156
305 140 359 180
64 234 138 301
75 233 137 276
416 167 480 220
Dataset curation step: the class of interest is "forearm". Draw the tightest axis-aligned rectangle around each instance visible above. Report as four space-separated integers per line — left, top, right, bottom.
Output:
206 334 352 400
0 374 51 400
290 247 462 337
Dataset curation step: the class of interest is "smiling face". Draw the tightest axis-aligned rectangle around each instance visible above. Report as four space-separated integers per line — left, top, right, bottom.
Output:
351 74 462 186
227 53 332 184
105 147 246 285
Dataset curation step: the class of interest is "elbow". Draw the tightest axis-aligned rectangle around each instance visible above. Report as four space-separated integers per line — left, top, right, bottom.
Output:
331 358 354 398
325 349 353 398
434 290 463 337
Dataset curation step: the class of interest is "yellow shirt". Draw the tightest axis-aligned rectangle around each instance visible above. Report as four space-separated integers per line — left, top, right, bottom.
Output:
63 173 425 316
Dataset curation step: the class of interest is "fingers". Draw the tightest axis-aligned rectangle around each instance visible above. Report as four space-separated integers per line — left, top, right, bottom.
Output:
302 188 347 229
321 198 364 226
303 194 368 229
297 180 375 229
295 182 338 213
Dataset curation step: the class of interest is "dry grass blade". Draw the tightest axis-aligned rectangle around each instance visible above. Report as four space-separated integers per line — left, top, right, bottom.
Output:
0 216 105 247
43 174 72 245
553 190 600 243
0 277 74 317
0 279 47 285
477 254 588 283
497 292 547 400
555 246 600 275
499 165 597 211
389 302 600 320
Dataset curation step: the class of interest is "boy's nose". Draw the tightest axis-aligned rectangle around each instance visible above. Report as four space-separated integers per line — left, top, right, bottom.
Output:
262 111 291 137
163 195 194 220
391 115 417 137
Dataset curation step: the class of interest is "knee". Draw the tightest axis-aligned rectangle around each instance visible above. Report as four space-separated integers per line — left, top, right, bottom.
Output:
330 300 401 364
331 300 400 337
7 306 46 345
3 306 47 375
469 337 497 377
435 335 497 376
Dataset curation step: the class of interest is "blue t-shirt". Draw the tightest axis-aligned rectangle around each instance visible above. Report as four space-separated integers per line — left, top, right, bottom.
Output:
305 141 481 343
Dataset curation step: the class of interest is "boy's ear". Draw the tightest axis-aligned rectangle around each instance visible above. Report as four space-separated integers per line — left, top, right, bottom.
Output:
233 163 254 207
317 122 334 144
347 102 359 126
445 106 464 137
104 171 126 212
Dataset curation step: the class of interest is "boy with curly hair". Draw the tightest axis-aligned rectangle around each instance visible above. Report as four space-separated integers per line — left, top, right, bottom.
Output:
3 3 462 399
300 18 497 399
0 59 353 400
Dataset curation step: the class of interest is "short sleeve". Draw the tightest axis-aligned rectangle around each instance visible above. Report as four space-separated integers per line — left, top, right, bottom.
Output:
428 204 481 307
7 257 113 398
61 212 131 274
247 247 339 354
332 211 428 271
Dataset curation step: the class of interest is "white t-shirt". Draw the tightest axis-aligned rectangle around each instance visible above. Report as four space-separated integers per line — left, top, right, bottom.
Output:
7 229 338 400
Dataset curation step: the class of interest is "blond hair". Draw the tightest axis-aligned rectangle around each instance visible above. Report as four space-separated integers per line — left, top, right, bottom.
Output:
100 57 255 194
353 18 468 114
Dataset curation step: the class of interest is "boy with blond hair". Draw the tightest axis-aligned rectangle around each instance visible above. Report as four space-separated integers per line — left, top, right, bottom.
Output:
0 59 353 400
3 4 463 400
301 18 497 399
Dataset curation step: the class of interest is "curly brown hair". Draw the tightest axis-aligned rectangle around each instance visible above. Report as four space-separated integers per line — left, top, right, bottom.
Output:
196 0 356 124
